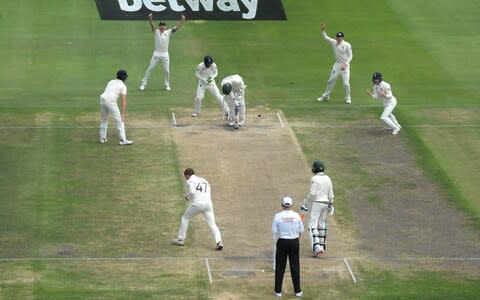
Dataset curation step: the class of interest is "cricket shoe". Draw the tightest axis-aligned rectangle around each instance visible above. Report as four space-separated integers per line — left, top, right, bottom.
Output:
274 292 282 297
191 113 199 117
317 95 329 102
216 241 224 250
119 139 133 146
345 99 352 104
165 85 171 91
228 121 235 126
295 291 303 297
234 123 240 129
139 84 145 91
171 238 185 246
392 128 401 135
313 245 324 257
238 121 245 126
99 138 107 144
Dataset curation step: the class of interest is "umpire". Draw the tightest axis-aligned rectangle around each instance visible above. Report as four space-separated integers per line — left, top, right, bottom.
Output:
272 197 304 297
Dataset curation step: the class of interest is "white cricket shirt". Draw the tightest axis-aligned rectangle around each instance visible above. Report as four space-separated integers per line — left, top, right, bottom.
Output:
185 175 212 204
220 74 246 92
305 173 334 204
153 28 172 56
272 210 304 239
322 31 353 64
371 81 397 105
196 62 219 84
100 79 127 104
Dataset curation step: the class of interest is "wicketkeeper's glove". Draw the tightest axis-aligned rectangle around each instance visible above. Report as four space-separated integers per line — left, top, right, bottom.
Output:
300 205 308 212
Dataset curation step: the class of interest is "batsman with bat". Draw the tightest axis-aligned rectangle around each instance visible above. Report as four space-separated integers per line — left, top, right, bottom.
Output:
221 74 247 129
301 160 335 257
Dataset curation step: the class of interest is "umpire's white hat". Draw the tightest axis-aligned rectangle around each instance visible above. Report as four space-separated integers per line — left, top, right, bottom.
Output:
281 197 293 207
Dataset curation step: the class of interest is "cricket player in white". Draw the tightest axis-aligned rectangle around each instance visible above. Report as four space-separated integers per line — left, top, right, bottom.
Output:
99 70 133 145
366 72 402 135
171 168 224 250
221 74 247 128
301 161 334 257
139 13 185 91
317 23 353 104
191 56 230 119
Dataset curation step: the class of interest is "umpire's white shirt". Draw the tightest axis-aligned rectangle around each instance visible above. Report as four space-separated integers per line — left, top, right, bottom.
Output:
153 28 172 56
306 173 334 204
322 31 352 64
272 210 304 239
100 79 127 104
185 175 212 204
371 81 396 105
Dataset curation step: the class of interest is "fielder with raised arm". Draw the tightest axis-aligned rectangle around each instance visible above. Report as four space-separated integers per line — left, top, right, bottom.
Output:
221 74 247 129
366 72 402 135
317 23 353 104
191 56 230 119
301 161 335 257
139 13 185 91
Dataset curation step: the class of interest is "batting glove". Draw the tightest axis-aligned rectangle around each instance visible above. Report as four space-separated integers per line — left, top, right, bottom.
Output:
327 206 335 216
300 205 308 212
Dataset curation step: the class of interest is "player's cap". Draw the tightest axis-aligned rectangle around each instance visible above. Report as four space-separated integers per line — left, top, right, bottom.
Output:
159 21 166 26
335 32 344 38
281 197 293 207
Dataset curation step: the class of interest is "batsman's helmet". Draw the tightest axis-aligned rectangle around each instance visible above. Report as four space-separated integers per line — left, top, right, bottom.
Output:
335 32 344 38
116 70 128 81
372 72 383 83
204 55 213 67
222 83 232 95
312 160 325 173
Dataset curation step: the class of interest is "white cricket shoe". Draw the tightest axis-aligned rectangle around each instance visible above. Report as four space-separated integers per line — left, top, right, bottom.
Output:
345 99 352 104
228 121 235 126
165 85 171 91
274 292 282 297
295 291 303 297
392 128 400 135
313 245 324 257
139 85 145 91
191 113 199 117
317 95 329 102
119 139 133 145
238 120 245 126
171 238 185 246
216 241 224 250
99 138 107 144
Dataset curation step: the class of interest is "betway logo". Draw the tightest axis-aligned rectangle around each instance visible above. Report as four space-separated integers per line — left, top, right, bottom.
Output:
95 0 287 21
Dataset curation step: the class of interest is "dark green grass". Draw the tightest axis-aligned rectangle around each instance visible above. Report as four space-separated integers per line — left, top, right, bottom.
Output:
0 0 479 298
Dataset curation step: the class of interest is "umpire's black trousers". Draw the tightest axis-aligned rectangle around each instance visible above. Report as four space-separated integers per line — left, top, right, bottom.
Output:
275 238 301 294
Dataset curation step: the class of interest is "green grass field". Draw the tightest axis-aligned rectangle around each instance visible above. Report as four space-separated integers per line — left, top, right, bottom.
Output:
1 0 479 298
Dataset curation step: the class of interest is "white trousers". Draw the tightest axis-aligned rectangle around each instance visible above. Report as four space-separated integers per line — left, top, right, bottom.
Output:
308 202 328 252
99 100 127 141
141 53 170 88
194 82 230 116
225 89 246 124
381 98 401 130
321 62 351 101
177 201 222 244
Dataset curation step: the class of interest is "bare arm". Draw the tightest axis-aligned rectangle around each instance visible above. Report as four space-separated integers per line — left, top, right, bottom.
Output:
148 13 156 32
120 94 127 122
173 15 186 33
